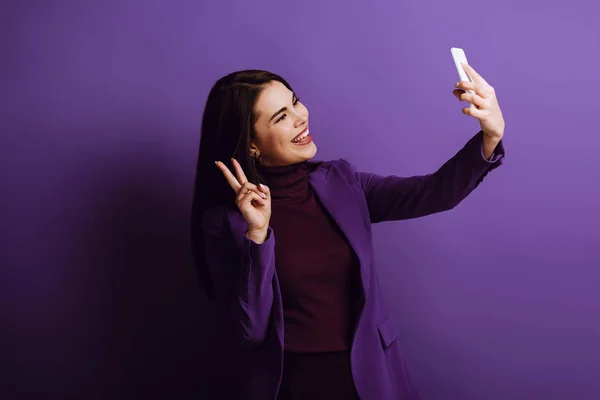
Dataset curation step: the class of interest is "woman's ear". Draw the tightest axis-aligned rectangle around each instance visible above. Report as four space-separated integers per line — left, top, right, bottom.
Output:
249 143 260 158
249 143 263 165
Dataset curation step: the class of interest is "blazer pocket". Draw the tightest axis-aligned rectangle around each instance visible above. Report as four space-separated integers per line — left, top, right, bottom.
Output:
377 317 398 349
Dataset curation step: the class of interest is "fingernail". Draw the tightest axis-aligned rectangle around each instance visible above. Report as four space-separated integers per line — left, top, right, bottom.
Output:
259 184 266 189
214 161 218 165
261 193 267 199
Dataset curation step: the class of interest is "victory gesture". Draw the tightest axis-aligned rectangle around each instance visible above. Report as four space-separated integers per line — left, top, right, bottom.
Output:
215 158 271 243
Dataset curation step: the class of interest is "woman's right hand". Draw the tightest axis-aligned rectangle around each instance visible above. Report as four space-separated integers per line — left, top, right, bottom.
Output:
215 158 271 243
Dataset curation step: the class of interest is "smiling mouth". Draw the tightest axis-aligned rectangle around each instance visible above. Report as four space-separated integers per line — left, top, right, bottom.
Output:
291 128 309 143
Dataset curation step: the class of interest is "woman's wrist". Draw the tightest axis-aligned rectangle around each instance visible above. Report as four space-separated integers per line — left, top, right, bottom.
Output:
245 227 269 244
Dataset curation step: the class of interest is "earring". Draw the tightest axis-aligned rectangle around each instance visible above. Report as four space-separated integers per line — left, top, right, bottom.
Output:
253 152 262 164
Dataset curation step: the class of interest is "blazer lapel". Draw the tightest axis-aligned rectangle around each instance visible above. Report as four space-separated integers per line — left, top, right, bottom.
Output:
309 164 371 297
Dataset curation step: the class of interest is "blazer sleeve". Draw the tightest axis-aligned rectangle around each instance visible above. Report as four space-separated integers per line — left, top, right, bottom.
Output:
344 130 505 223
201 207 276 347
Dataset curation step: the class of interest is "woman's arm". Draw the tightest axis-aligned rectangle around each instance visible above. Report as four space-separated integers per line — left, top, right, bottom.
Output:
347 130 504 223
201 207 276 347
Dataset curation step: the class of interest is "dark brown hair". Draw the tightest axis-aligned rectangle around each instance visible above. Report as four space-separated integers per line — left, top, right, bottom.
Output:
190 70 294 300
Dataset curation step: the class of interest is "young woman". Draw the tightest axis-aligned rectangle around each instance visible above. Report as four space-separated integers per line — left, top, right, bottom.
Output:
191 68 505 399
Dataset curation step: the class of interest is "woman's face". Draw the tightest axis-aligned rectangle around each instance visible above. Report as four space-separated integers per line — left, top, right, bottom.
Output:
251 81 316 167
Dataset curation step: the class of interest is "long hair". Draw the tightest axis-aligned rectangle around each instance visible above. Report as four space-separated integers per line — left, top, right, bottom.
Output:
191 70 295 301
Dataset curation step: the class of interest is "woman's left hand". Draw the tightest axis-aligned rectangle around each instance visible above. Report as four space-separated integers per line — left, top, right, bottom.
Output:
453 63 505 143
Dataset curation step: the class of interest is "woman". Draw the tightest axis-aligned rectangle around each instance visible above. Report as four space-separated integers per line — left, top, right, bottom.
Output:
191 69 505 399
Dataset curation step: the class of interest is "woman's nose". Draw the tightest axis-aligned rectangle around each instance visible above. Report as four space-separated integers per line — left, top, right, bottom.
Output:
294 112 308 128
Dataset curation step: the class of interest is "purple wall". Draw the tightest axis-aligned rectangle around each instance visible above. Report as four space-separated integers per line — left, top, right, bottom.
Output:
2 0 599 398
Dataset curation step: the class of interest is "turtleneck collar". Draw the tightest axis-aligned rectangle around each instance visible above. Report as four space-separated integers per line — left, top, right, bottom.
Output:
257 161 310 200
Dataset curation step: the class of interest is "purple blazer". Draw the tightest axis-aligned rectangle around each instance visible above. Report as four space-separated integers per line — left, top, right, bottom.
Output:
201 131 504 399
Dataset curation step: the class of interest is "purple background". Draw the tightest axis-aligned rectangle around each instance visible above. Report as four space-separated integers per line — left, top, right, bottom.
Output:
2 0 599 399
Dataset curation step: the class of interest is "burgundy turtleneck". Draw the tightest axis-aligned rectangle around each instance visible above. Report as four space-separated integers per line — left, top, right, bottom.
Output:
258 161 359 353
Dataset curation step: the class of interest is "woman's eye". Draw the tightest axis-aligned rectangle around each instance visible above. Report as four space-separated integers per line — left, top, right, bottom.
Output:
275 98 299 123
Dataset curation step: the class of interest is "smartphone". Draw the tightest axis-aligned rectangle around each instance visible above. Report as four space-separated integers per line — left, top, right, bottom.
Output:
450 47 475 108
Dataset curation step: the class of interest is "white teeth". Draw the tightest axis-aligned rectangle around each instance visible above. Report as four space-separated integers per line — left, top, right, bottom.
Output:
292 130 310 143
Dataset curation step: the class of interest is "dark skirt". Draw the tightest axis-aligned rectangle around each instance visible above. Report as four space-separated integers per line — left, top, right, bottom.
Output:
276 351 360 400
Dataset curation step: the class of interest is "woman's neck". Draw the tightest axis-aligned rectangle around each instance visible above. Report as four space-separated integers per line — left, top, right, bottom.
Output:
257 161 310 199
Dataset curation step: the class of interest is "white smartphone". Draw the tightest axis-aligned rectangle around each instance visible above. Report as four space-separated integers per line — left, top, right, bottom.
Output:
450 47 475 108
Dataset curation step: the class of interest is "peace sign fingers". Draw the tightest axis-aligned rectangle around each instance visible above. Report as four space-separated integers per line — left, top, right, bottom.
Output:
215 160 241 193
231 158 249 185
214 158 272 238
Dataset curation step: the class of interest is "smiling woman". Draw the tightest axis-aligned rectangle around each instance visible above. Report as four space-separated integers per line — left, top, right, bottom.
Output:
191 70 313 298
250 80 316 166
191 69 505 399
